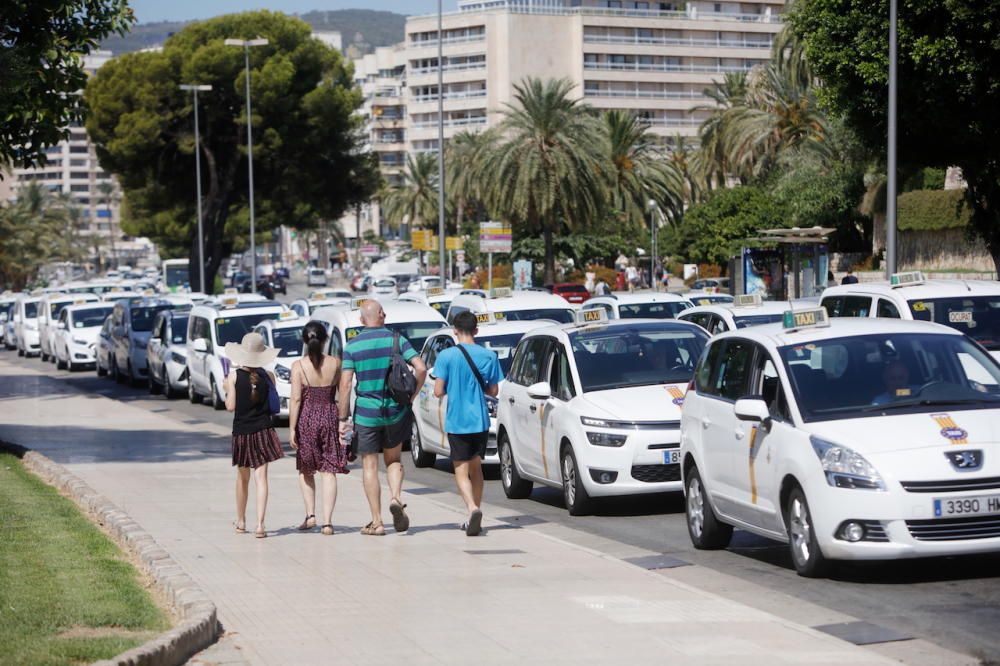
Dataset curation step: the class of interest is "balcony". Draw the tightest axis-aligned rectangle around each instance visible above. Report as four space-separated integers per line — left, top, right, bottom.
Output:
584 88 705 100
584 61 758 74
432 2 781 24
583 35 772 49
409 33 486 47
411 89 487 103
410 61 487 75
411 116 487 129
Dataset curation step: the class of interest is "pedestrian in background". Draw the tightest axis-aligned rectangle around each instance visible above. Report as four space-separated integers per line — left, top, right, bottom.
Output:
338 301 427 536
224 332 284 539
432 312 502 536
841 268 859 285
594 277 610 296
289 321 348 536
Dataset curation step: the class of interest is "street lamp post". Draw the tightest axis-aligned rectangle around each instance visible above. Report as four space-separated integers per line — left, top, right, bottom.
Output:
647 199 660 292
885 0 899 277
436 0 446 279
225 37 268 286
179 84 212 293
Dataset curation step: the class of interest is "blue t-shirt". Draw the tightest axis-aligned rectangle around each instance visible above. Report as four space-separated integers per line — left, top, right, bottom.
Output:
435 342 503 434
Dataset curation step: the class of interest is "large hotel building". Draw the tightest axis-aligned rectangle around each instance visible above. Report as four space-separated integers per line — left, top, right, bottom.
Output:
353 0 785 236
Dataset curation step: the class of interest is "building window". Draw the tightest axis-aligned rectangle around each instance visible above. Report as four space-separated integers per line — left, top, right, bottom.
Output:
70 184 89 192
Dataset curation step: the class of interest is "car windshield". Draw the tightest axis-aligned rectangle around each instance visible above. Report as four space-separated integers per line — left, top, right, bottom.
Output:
496 308 575 324
215 312 281 345
170 316 189 343
908 296 1000 351
779 332 1000 422
479 333 526 375
734 313 785 328
428 300 452 314
345 321 444 353
50 301 74 317
73 307 113 328
559 285 588 293
618 302 690 319
570 324 707 392
375 280 395 288
24 302 38 318
273 327 304 357
131 305 174 332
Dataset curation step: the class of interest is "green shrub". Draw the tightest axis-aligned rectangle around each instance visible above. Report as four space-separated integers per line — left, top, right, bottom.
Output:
897 189 970 231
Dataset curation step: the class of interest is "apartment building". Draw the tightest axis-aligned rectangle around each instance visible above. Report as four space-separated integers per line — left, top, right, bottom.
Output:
403 0 785 153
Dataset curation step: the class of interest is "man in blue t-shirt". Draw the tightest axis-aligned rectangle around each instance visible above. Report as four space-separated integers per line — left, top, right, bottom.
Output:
433 311 502 536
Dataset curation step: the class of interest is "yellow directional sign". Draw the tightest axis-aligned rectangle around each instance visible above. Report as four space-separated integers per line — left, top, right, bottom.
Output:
446 236 463 251
411 230 433 251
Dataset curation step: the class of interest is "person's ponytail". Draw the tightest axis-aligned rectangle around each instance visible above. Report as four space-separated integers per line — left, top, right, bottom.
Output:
302 321 329 372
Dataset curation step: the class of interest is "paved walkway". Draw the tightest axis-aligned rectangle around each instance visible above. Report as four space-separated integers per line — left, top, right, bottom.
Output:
0 358 907 665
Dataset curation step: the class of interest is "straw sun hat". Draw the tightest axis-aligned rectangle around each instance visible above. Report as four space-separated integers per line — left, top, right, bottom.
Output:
224 332 279 368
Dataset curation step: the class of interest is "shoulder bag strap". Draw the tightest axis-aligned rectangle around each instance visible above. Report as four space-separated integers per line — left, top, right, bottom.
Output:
456 344 488 393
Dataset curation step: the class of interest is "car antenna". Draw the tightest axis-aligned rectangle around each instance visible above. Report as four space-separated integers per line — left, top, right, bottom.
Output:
962 280 972 292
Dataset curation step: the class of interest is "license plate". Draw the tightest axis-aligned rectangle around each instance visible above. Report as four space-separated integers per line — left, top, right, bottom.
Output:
663 450 681 465
933 494 1000 517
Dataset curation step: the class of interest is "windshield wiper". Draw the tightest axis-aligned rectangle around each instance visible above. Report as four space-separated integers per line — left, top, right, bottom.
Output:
861 398 998 412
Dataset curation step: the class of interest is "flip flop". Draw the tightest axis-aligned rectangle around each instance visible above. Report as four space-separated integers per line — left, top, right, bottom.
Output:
297 514 316 531
321 525 334 536
255 527 267 539
466 509 483 537
389 499 410 533
233 521 247 534
361 521 385 536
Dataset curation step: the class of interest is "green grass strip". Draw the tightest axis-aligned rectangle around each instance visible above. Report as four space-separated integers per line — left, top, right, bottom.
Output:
0 452 170 665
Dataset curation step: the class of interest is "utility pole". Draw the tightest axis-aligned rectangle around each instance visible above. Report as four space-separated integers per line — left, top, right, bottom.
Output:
179 84 212 293
436 0 447 278
885 0 898 277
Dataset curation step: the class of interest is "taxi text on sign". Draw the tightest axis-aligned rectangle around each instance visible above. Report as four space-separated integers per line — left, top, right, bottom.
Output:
480 221 512 253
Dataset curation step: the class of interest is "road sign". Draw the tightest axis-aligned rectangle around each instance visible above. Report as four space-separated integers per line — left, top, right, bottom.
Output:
412 230 433 251
446 236 463 251
479 222 512 253
360 244 380 257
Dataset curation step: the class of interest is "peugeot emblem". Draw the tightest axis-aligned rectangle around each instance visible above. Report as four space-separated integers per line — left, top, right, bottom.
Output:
944 450 983 471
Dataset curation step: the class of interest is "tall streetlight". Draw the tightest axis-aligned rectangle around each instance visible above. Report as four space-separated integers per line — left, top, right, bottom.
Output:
225 37 268 286
885 0 899 277
179 84 212 293
647 199 662 292
436 0 447 279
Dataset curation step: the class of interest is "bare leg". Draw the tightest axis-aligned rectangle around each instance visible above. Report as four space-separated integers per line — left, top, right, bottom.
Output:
319 472 337 526
453 460 479 513
254 463 269 532
469 457 484 508
384 444 404 502
235 467 251 529
362 453 382 525
298 472 316 520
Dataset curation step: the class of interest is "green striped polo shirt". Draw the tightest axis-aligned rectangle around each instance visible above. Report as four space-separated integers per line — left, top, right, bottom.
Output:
342 327 418 428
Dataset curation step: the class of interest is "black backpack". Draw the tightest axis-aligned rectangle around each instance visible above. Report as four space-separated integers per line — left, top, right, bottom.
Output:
384 331 417 407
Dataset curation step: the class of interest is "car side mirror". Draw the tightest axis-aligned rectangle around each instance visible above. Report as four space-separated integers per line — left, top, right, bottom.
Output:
527 381 552 400
192 338 208 353
734 398 771 430
56 321 66 330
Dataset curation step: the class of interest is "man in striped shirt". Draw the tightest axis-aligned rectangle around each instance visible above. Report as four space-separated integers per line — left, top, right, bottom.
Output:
338 300 427 535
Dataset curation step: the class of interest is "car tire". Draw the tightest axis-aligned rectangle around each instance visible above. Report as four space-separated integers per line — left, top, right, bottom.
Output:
56 355 66 370
499 431 532 499
410 420 436 468
96 357 107 377
188 380 201 404
786 486 829 578
112 360 124 384
148 374 162 395
67 360 77 372
127 361 144 388
561 445 593 516
164 379 180 400
685 465 733 550
17 347 24 357
210 376 225 410
41 350 49 362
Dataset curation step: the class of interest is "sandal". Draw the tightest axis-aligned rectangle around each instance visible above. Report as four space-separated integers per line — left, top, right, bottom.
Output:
389 499 410 533
255 527 267 539
321 525 334 536
465 509 483 537
234 521 247 534
297 514 316 531
361 521 385 536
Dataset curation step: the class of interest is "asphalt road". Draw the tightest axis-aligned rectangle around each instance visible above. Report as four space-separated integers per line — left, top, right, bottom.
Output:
7 278 999 663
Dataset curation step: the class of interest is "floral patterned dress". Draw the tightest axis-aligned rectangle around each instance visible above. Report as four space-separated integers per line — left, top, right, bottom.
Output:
294 367 349 475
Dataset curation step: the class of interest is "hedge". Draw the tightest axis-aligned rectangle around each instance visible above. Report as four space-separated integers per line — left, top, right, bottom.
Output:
897 189 971 231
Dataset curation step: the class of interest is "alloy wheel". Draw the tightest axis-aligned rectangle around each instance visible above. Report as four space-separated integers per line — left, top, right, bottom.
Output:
687 476 705 538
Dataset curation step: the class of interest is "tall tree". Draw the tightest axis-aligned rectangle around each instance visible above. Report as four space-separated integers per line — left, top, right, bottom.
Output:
0 0 133 170
380 152 441 237
788 0 1000 273
446 130 493 235
85 11 373 292
0 183 85 289
477 78 606 283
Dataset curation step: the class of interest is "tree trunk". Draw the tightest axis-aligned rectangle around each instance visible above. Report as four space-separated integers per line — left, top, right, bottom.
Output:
964 165 1000 280
543 222 555 285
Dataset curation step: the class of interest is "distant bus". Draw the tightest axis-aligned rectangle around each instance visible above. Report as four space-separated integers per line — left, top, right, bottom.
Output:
162 259 190 292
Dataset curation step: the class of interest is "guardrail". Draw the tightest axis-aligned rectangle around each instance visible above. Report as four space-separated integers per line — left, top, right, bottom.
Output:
410 62 487 75
584 89 705 100
422 3 782 24
411 90 488 102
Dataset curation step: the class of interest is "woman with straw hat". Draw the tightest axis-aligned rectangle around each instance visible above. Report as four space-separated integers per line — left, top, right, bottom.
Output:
223 332 284 538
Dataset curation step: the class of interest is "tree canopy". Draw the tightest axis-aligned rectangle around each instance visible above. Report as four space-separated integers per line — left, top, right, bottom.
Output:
84 10 376 291
0 0 133 169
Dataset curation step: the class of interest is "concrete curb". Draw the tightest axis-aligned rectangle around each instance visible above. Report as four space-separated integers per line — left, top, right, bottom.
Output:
1 442 219 666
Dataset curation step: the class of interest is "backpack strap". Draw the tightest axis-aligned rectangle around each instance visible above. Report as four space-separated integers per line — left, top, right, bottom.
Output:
456 344 488 393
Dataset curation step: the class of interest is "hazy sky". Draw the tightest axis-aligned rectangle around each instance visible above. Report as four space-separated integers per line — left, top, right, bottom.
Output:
130 1 461 23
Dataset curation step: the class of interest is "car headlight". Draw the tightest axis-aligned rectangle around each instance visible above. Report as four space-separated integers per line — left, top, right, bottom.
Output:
72 338 87 345
486 395 498 418
810 436 886 491
170 352 186 364
275 365 291 382
585 431 628 447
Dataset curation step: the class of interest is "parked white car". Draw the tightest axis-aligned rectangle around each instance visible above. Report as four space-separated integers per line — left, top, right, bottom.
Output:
146 308 193 398
39 293 100 363
580 293 694 321
52 302 115 371
14 296 42 357
253 314 307 419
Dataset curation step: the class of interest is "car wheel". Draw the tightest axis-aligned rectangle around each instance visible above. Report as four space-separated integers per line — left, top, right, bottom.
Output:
112 360 124 383
685 465 733 549
410 420 436 468
786 486 829 578
96 357 107 377
41 350 49 362
148 373 162 395
17 347 24 357
164 379 180 400
499 431 532 499
188 380 201 404
67 360 77 372
56 355 66 370
561 445 593 516
210 376 225 410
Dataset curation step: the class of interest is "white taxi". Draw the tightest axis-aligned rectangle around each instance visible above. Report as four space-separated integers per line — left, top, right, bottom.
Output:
253 313 306 419
52 302 115 371
1 295 20 349
13 296 42 357
678 294 793 335
369 277 398 298
307 287 353 301
820 271 1000 359
681 307 1000 577
580 293 694 321
446 288 576 326
185 297 286 409
289 293 350 319
39 293 101 363
411 315 548 467
146 308 192 398
687 293 735 306
398 286 461 318
496 310 710 515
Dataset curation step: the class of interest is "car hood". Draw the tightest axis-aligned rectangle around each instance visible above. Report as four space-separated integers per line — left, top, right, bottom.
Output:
579 383 687 423
800 409 1000 454
71 327 101 345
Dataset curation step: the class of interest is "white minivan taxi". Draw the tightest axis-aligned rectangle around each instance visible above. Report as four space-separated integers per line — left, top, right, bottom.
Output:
14 296 42 357
39 293 100 363
581 293 694 321
446 288 575 325
495 310 710 515
52 302 115 371
678 295 793 335
681 307 1000 577
186 298 286 409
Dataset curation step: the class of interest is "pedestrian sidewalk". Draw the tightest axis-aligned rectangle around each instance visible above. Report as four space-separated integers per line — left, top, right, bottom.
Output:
0 358 906 665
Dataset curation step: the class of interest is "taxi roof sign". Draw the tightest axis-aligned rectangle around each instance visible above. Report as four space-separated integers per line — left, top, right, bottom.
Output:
575 308 608 326
220 296 240 307
350 297 370 310
426 287 444 296
489 287 512 299
782 306 830 331
890 271 925 288
734 293 763 308
474 312 496 325
224 287 238 295
279 310 298 320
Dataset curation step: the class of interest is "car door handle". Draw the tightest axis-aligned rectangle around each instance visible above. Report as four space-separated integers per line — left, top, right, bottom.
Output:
529 404 537 413
735 429 745 440
701 417 712 430
508 398 516 405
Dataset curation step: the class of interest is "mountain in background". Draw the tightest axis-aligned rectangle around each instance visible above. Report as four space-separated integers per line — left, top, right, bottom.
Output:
101 9 407 57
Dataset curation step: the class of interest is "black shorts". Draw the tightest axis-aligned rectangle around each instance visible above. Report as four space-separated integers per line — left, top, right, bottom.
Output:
448 431 489 462
355 412 412 455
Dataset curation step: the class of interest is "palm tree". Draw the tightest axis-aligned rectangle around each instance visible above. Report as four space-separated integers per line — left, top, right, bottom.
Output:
446 129 494 235
380 152 440 239
693 71 747 187
477 78 606 283
0 183 79 289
